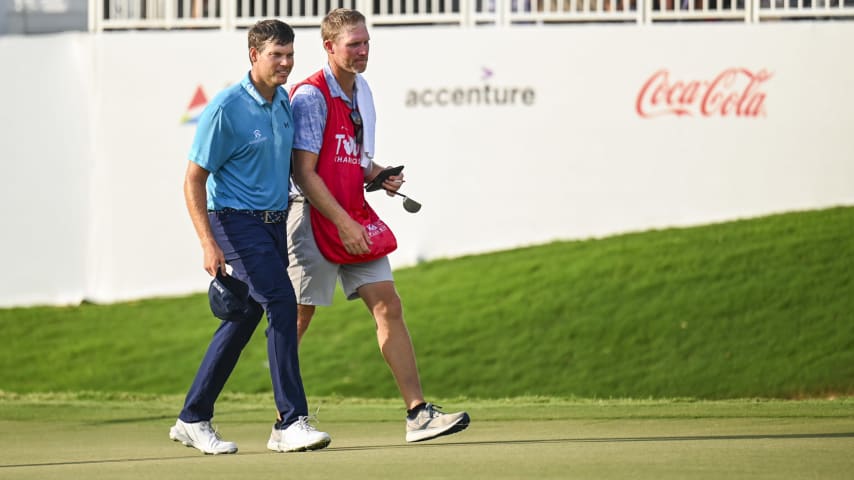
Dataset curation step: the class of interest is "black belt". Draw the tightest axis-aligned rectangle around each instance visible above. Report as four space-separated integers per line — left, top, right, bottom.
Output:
211 208 287 224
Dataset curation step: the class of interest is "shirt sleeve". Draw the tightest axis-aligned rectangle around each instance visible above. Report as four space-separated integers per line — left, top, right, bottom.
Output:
188 104 233 173
290 84 327 155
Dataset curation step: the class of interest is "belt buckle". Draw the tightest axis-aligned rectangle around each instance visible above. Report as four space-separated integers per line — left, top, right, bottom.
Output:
263 211 274 223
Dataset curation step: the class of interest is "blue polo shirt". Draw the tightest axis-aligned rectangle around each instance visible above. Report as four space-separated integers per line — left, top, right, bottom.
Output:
189 72 294 211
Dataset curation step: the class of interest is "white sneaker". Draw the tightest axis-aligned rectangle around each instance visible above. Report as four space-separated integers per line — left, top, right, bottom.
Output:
169 419 238 455
267 416 332 452
406 403 470 442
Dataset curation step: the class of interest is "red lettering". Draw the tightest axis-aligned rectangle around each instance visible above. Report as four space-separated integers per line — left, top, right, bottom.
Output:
637 68 772 119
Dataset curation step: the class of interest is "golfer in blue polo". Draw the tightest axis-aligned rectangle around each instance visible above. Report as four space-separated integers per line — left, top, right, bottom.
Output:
169 19 330 455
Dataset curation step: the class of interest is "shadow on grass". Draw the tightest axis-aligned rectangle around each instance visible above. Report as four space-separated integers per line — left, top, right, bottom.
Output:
3 432 853 469
82 407 274 426
85 415 178 425
334 431 854 451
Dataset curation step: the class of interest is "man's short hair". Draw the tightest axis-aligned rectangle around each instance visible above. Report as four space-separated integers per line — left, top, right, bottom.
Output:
321 8 366 43
248 19 295 52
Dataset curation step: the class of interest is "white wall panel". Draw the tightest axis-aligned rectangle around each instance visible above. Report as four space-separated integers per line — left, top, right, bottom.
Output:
0 22 852 306
0 34 94 306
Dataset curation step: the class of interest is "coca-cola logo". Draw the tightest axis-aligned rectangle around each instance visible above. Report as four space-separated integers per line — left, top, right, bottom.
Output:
636 68 772 118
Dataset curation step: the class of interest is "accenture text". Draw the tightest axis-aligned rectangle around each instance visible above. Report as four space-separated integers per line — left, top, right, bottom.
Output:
405 85 536 107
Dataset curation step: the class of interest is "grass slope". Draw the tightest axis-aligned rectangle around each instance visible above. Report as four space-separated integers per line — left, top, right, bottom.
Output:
1 207 852 399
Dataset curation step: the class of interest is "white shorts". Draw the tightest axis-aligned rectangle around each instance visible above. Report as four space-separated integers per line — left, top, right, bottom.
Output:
286 196 393 306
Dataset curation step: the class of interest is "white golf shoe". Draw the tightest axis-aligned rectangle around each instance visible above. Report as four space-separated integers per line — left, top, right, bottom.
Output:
267 416 332 452
169 419 238 455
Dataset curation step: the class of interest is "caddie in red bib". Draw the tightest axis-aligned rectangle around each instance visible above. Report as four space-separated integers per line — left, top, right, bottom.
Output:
285 8 470 444
290 70 397 264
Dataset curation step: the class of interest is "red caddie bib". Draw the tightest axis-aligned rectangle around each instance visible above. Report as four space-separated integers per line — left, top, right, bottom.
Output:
292 71 397 264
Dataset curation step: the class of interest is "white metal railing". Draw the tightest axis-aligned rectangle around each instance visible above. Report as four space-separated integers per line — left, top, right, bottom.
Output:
89 0 854 30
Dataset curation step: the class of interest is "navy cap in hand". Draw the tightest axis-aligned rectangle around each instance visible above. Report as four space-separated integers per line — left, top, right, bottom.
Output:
208 270 261 322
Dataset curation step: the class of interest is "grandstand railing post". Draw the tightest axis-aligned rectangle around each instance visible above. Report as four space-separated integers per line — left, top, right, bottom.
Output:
357 0 373 27
88 0 98 31
461 0 471 27
750 0 760 23
221 0 232 31
163 0 174 29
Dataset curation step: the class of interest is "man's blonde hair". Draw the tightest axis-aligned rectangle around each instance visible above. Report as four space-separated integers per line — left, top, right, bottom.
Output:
321 8 366 43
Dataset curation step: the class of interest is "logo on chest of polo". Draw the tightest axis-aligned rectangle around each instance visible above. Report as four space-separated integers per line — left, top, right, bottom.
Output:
249 129 268 145
333 132 361 165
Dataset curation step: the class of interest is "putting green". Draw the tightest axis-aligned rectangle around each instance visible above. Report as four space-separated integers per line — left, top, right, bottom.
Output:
1 395 852 480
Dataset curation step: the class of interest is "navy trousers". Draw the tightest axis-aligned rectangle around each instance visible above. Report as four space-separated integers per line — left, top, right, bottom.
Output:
179 210 307 427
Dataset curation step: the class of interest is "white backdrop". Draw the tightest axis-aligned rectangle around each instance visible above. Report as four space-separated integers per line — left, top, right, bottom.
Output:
1 22 852 307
